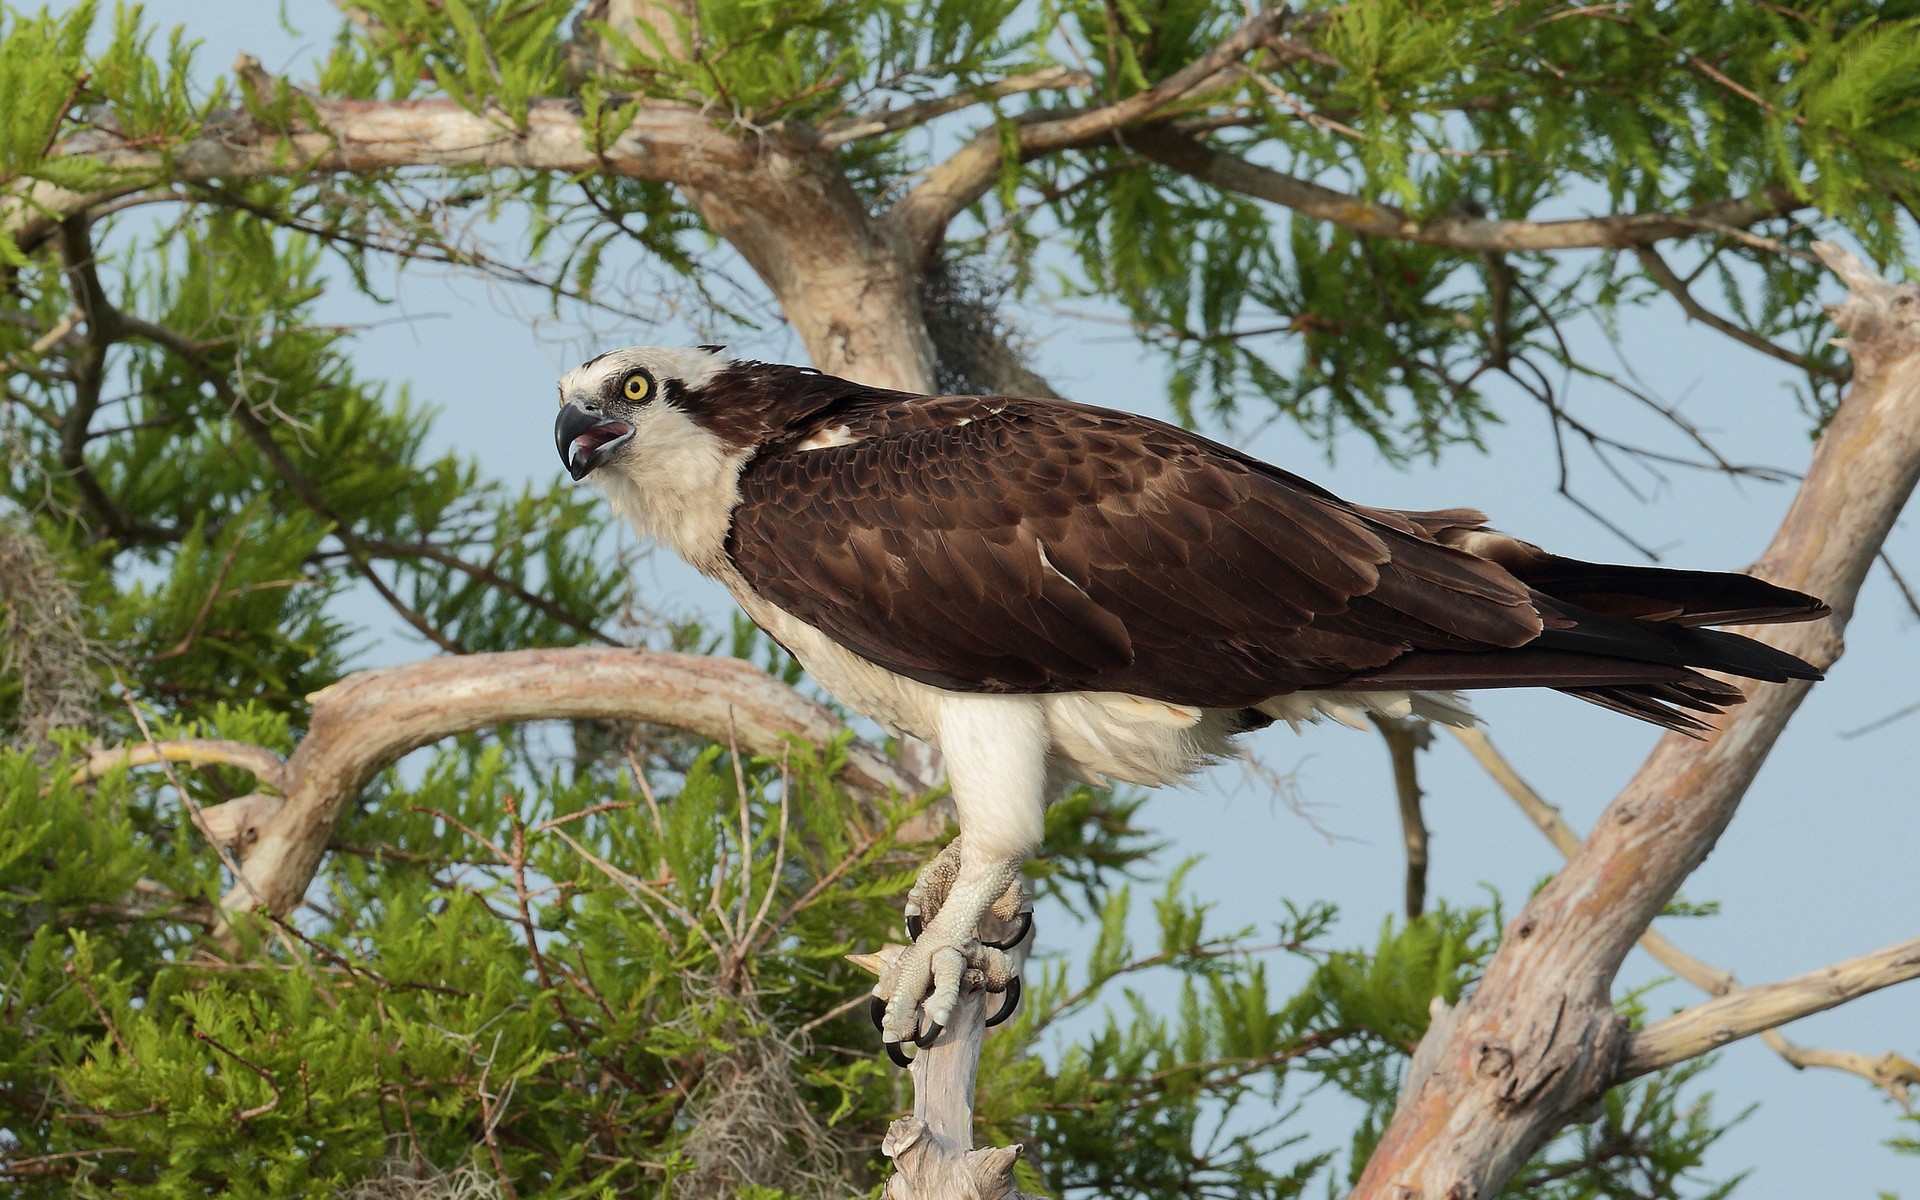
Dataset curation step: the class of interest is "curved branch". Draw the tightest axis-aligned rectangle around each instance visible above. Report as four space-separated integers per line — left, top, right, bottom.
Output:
1623 936 1920 1078
71 739 289 792
1130 126 1805 253
218 647 925 927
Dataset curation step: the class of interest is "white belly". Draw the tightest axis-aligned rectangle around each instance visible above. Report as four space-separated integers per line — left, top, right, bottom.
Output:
714 568 1474 790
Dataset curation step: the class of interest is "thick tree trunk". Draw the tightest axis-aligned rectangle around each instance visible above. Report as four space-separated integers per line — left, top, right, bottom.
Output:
1355 245 1920 1196
685 126 938 392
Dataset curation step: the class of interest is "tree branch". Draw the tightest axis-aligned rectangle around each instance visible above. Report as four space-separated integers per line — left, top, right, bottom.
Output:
1371 714 1430 920
851 920 1039 1200
217 647 922 929
1623 936 1920 1078
49 216 183 545
1634 245 1838 376
71 738 288 791
1451 723 1920 1107
885 6 1290 258
5 70 759 247
819 66 1092 148
1356 244 1920 1196
1129 126 1805 253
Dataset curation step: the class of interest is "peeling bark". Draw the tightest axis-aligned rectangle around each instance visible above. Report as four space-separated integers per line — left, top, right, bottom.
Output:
1354 245 1920 1197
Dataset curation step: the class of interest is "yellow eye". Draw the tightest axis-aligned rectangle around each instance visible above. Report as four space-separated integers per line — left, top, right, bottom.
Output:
621 372 651 402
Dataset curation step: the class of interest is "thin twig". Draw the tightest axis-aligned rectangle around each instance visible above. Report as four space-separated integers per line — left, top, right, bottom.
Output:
62 962 135 1062
820 66 1092 148
1371 715 1431 920
1634 245 1837 376
192 1028 283 1122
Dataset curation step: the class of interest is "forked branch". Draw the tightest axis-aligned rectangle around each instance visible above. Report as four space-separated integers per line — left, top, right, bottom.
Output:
1356 244 1920 1197
1453 724 1920 1107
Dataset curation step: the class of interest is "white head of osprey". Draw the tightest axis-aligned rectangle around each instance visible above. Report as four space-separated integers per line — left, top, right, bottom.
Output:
553 344 1829 1062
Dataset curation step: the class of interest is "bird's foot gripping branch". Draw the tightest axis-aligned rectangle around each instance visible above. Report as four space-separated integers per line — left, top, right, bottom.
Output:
862 840 1033 1066
865 835 1034 1065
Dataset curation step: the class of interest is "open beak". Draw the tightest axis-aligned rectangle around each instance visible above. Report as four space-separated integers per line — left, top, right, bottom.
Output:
555 400 635 481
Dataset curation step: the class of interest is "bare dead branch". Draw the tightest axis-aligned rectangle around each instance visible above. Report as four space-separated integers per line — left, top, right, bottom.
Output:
1371 715 1430 920
1623 936 1920 1078
1878 550 1920 621
1354 244 1920 1197
216 647 921 928
1128 127 1803 253
1451 724 1920 1106
71 738 289 791
851 911 1039 1200
1768 1044 1919 1111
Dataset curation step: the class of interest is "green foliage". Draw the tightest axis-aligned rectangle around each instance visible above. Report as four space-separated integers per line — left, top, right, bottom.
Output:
1 731 1751 1196
0 735 910 1195
1 184 630 731
8 1 1918 461
298 0 1914 460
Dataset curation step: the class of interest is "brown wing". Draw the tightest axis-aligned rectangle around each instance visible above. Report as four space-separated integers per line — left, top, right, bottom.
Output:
725 396 1543 708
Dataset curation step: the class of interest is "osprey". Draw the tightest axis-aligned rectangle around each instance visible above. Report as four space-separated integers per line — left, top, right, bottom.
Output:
554 345 1827 1062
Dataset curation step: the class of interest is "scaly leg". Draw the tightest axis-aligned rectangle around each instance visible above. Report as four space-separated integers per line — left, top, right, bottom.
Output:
905 835 1033 949
872 695 1048 1052
874 843 1023 1045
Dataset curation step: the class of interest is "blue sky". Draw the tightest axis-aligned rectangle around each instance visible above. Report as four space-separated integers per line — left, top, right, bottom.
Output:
104 3 1920 1192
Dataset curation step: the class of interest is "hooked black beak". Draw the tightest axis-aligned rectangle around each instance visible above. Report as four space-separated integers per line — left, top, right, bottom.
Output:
555 400 635 481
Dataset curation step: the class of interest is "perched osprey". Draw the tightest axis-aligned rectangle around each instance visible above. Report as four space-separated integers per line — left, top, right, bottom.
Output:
554 346 1827 1061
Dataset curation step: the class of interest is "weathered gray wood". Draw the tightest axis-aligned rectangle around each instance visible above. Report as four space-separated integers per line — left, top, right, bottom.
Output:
1355 244 1920 1197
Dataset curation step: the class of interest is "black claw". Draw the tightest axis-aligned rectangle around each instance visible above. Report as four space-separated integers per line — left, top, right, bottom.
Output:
905 912 924 941
884 1039 915 1068
912 1020 944 1047
984 976 1022 1028
982 911 1033 951
868 994 887 1032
